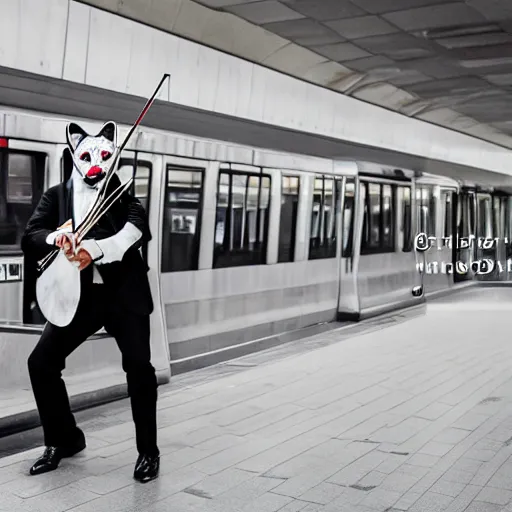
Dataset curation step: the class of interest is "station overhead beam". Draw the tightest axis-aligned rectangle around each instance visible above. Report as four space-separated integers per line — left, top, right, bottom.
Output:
1 65 511 191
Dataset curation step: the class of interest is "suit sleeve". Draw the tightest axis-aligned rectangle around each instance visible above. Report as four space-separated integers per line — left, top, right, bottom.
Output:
21 187 61 261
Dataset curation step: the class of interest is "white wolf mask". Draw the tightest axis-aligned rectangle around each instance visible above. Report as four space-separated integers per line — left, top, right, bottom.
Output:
66 121 117 188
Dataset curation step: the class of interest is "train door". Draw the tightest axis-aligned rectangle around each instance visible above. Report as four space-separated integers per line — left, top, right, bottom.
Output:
415 184 439 292
0 138 60 327
453 188 476 283
159 155 210 373
337 176 359 318
117 151 170 383
438 188 455 289
490 193 510 281
276 174 300 265
474 192 496 281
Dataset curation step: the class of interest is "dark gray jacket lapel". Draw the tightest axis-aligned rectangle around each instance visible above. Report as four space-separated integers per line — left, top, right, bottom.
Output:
65 177 74 230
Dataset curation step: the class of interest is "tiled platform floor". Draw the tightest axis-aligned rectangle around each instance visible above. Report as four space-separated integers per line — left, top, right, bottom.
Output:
2 289 512 512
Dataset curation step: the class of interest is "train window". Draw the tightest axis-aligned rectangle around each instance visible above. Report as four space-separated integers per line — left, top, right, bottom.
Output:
278 175 300 263
469 192 476 236
430 190 437 236
310 179 322 246
61 148 73 182
362 182 381 252
399 186 412 252
162 166 204 272
458 191 477 240
8 154 33 203
342 179 355 258
507 198 512 256
458 193 469 238
477 196 492 239
215 173 229 247
500 197 507 239
213 170 271 268
117 161 134 184
442 191 453 239
492 196 503 239
361 181 395 254
477 196 485 239
116 156 152 213
309 175 341 260
0 150 46 253
382 185 393 248
368 183 381 248
493 197 499 239
417 187 426 235
416 186 436 237
133 162 151 211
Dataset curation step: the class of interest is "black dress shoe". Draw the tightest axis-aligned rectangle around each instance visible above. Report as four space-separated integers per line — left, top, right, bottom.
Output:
29 434 86 476
134 454 160 483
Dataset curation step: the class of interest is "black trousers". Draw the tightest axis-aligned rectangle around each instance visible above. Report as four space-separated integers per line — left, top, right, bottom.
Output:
27 281 159 457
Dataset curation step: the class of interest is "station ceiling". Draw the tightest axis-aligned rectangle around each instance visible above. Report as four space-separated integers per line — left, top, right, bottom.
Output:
48 0 512 151
190 0 512 148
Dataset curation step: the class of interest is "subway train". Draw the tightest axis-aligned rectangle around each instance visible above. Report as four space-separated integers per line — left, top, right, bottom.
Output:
1 107 511 373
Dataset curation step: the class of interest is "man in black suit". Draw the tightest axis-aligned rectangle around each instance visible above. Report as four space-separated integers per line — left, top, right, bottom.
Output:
21 121 159 483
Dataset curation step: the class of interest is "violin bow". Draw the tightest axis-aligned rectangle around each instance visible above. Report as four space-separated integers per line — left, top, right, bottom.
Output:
37 73 170 274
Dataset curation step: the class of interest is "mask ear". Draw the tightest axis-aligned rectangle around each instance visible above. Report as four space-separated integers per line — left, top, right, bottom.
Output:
96 121 117 146
66 123 88 154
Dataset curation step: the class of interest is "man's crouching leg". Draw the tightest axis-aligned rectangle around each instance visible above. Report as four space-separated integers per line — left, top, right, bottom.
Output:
106 312 160 483
27 291 103 475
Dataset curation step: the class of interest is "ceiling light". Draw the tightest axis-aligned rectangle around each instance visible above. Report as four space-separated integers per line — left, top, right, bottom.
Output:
422 23 502 40
460 57 512 67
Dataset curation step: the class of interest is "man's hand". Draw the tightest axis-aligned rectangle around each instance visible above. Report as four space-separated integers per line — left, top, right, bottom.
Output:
55 234 93 271
55 233 74 259
73 248 93 271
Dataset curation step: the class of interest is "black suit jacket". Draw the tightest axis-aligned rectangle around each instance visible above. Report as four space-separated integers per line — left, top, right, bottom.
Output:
21 174 154 316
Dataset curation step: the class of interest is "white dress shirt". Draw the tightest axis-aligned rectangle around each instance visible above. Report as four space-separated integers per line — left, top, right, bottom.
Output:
46 171 143 283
